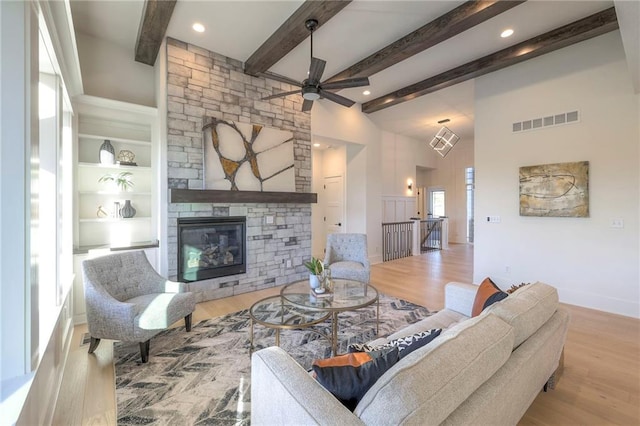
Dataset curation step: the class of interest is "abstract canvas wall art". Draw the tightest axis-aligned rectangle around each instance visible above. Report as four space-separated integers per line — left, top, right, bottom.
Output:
203 118 295 192
519 161 589 217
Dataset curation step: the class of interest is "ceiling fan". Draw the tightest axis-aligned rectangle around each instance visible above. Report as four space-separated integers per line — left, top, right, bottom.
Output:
261 19 370 112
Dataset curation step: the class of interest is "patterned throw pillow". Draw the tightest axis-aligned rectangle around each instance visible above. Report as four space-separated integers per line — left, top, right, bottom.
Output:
312 347 400 410
507 282 531 294
472 277 508 317
348 329 442 359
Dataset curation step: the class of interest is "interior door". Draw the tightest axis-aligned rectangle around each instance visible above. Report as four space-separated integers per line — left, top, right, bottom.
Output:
323 175 344 252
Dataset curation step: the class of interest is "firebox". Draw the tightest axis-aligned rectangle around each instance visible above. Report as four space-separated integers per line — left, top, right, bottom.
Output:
177 216 246 282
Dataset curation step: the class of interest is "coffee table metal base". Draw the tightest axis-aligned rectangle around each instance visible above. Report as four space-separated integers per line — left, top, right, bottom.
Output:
249 295 331 353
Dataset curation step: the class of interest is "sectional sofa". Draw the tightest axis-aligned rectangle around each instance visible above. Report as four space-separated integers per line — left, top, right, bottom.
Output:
251 281 569 425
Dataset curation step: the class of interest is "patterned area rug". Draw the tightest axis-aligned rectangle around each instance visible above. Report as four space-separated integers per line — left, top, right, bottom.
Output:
114 294 433 425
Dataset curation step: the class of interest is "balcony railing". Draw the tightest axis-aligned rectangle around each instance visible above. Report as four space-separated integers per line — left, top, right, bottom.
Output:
382 221 413 261
419 219 444 252
382 218 446 262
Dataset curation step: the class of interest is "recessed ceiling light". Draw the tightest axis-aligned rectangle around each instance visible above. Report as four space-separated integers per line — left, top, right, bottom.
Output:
313 143 320 147
192 23 205 33
363 90 371 96
501 28 514 38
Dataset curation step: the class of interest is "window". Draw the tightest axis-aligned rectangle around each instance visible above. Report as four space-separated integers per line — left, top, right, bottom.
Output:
430 190 445 217
466 167 475 243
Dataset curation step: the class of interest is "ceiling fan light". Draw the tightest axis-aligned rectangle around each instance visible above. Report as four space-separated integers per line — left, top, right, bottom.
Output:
302 86 320 100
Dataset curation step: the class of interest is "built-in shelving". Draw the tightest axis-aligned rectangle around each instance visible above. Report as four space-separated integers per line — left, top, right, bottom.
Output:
72 95 159 324
74 96 157 251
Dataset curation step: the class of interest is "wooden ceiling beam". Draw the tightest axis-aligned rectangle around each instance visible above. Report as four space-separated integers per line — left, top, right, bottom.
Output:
362 7 618 114
324 0 526 84
244 0 351 77
135 0 177 66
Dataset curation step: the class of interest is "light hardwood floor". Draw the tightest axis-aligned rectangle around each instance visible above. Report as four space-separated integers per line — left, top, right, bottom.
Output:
51 244 640 425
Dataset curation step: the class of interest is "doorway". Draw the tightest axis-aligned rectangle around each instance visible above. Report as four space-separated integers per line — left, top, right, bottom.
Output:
323 175 344 253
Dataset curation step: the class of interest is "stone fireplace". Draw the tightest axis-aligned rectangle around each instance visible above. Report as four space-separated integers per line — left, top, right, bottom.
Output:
165 38 313 303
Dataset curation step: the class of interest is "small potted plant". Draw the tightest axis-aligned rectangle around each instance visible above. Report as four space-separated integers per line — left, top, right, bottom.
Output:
98 171 134 192
304 257 324 290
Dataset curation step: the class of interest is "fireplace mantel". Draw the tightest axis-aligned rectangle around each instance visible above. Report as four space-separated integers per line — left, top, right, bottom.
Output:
170 189 317 204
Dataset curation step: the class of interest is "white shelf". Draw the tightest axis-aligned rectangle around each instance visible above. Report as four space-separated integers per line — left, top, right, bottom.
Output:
78 162 151 171
78 191 152 196
79 216 152 223
78 133 151 147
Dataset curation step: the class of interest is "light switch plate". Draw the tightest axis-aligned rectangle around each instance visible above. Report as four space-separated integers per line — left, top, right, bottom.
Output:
610 218 624 229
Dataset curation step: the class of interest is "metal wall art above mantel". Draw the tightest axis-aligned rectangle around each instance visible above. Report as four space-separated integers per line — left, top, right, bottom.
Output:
170 188 317 204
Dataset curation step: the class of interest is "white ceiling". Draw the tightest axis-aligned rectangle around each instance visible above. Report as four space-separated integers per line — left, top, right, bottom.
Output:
70 0 617 143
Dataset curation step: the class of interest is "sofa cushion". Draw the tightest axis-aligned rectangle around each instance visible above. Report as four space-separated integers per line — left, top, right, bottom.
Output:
355 313 514 425
348 329 442 359
483 281 559 349
312 347 400 411
472 277 508 317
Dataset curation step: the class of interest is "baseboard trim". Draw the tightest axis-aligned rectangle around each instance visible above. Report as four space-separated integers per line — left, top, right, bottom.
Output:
73 313 87 325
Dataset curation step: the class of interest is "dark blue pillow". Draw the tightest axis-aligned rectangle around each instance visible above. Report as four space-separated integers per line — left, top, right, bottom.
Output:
312 347 400 410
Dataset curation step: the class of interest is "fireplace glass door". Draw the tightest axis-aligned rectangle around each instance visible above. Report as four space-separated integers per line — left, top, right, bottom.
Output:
177 216 246 282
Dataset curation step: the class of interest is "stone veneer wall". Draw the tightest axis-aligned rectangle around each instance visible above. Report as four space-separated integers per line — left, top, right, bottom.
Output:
165 38 312 302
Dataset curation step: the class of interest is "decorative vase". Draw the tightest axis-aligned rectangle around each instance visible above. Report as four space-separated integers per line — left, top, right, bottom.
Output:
309 274 321 290
120 200 136 218
99 139 115 164
112 202 121 218
323 267 333 292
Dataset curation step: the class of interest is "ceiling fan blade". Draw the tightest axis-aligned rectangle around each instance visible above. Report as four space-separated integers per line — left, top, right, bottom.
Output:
262 89 300 101
319 89 355 108
308 57 326 83
260 71 302 87
321 77 370 90
302 99 314 112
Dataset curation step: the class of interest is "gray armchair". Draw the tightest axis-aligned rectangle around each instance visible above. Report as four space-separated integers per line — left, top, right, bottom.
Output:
323 233 371 283
82 250 196 363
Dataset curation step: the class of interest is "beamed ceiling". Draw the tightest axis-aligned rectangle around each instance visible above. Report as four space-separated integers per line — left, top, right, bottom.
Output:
70 0 638 143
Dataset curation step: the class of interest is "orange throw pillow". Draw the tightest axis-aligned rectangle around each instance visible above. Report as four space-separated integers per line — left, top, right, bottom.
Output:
472 277 508 317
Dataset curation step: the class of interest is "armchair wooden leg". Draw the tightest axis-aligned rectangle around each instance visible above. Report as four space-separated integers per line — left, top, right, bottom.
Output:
140 340 150 363
185 313 193 332
88 337 101 354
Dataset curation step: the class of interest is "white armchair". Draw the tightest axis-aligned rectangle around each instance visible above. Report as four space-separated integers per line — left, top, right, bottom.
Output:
82 250 196 363
323 233 371 283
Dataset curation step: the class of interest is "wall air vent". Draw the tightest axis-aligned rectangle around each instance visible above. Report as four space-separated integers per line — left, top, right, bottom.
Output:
512 110 579 133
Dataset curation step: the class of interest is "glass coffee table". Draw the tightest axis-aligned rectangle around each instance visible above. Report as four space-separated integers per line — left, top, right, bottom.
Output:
281 279 379 356
249 295 331 352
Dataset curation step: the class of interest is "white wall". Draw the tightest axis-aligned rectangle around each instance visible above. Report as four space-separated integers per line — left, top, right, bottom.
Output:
312 101 383 263
381 131 423 198
474 31 639 318
76 32 155 107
